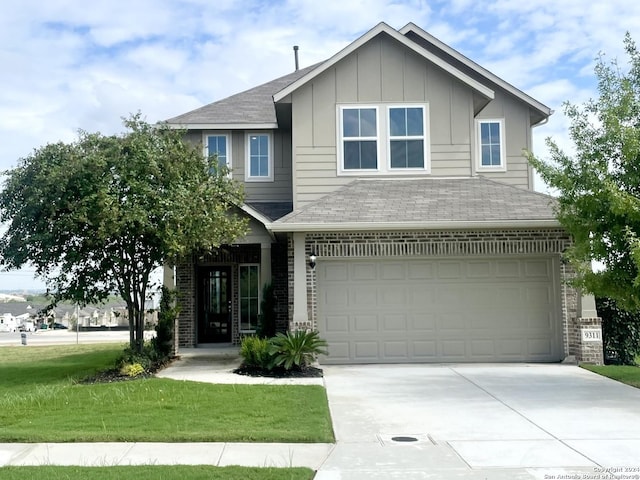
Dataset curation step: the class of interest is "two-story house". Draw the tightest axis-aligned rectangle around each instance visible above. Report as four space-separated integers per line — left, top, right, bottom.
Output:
165 22 601 364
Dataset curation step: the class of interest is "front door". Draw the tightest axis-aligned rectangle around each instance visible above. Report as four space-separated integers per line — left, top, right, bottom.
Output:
198 266 231 343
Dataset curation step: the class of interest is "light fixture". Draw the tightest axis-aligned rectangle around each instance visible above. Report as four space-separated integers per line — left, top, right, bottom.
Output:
309 252 317 270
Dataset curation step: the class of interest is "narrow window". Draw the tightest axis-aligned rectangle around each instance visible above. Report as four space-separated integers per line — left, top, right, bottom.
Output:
389 107 425 169
239 264 260 332
206 135 228 169
478 120 505 169
341 107 378 170
246 133 273 181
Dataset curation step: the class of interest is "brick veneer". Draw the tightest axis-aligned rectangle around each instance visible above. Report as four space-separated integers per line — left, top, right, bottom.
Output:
287 228 594 362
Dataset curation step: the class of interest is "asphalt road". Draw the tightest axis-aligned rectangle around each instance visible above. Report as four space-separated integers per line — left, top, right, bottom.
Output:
0 329 131 346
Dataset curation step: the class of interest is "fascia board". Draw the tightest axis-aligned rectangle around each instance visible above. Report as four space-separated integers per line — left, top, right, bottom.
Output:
269 219 561 232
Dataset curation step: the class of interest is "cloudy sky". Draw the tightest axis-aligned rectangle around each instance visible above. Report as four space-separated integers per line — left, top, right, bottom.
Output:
1 0 639 290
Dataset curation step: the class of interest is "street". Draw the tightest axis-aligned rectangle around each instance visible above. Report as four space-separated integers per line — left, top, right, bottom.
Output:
0 329 131 346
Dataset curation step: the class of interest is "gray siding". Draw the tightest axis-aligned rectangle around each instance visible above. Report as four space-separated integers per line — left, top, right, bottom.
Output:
475 90 533 189
185 129 293 204
229 130 293 202
289 32 533 208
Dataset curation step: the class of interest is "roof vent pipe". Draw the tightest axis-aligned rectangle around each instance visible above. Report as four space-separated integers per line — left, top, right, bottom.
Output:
293 45 299 71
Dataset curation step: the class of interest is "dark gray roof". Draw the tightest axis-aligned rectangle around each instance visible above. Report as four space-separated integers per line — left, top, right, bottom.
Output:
165 64 320 126
246 201 293 221
275 177 557 226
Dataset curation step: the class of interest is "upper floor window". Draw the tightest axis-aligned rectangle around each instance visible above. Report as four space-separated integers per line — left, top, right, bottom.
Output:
246 132 273 182
477 119 506 171
205 134 230 170
342 107 378 170
338 104 429 175
389 107 425 169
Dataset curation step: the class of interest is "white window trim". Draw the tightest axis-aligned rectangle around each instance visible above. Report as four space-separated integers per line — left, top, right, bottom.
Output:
337 105 380 174
386 104 430 172
203 131 232 173
337 104 430 176
476 119 506 172
238 263 261 334
245 132 274 182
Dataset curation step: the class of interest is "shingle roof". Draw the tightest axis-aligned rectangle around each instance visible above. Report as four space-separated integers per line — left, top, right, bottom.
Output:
165 64 320 126
245 201 293 221
274 177 558 229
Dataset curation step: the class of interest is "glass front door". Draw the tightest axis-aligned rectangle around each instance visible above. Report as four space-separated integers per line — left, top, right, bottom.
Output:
198 266 231 343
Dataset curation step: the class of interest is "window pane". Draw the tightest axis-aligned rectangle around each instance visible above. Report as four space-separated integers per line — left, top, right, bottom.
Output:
481 145 491 166
389 108 406 136
360 141 377 169
407 140 424 167
360 109 377 136
343 109 359 137
489 122 500 141
490 144 501 165
344 140 377 169
344 142 360 169
406 108 423 136
480 123 491 144
390 140 407 168
249 134 269 177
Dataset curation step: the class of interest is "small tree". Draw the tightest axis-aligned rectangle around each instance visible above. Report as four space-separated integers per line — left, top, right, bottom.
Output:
0 114 247 352
527 34 640 311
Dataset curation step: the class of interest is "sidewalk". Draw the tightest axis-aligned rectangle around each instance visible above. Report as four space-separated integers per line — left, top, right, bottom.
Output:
0 442 333 468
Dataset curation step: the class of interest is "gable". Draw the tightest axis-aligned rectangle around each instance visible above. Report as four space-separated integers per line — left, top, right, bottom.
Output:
274 22 494 114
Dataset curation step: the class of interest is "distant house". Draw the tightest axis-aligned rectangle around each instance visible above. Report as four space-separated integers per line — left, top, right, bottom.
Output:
163 22 602 364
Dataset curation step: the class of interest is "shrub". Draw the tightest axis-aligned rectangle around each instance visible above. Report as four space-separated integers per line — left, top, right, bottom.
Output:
152 286 179 359
240 335 272 369
269 330 328 371
596 297 640 365
120 362 145 377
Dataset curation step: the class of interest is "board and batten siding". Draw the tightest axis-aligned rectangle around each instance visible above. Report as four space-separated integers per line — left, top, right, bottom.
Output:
289 32 535 208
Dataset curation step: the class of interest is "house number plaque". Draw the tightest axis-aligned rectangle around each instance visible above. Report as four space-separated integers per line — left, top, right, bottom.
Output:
581 328 602 342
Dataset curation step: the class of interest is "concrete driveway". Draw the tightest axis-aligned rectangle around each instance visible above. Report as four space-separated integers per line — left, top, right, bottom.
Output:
317 364 640 479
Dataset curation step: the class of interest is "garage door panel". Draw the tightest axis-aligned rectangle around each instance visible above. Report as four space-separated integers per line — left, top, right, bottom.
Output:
323 263 349 281
438 262 462 278
318 256 561 364
412 340 437 358
353 315 378 332
325 315 349 334
380 285 406 305
384 341 408 358
383 314 407 332
381 263 405 280
408 262 434 279
352 263 377 280
524 259 551 277
354 341 379 361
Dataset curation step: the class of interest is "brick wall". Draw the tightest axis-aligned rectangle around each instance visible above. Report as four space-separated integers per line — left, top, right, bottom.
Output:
271 238 289 333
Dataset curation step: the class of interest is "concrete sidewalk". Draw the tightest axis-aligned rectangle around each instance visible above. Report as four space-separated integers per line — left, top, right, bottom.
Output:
0 442 333 468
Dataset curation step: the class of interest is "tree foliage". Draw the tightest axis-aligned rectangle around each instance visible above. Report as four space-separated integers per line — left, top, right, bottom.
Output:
0 114 247 352
527 33 640 311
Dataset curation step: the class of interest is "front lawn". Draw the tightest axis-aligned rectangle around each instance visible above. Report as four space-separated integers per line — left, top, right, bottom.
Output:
0 466 314 480
581 363 640 389
0 344 334 443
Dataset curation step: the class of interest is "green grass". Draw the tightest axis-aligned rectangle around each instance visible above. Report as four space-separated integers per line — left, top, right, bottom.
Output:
0 344 334 443
581 363 640 388
0 466 315 480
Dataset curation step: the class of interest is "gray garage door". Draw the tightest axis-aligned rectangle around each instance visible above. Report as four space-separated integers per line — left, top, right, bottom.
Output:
317 257 562 364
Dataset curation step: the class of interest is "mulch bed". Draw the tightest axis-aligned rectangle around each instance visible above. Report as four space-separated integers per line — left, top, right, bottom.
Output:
78 358 173 384
233 365 324 378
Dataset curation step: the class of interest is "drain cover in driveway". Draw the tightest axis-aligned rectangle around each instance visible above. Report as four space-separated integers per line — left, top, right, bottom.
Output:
377 433 435 445
391 436 418 442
